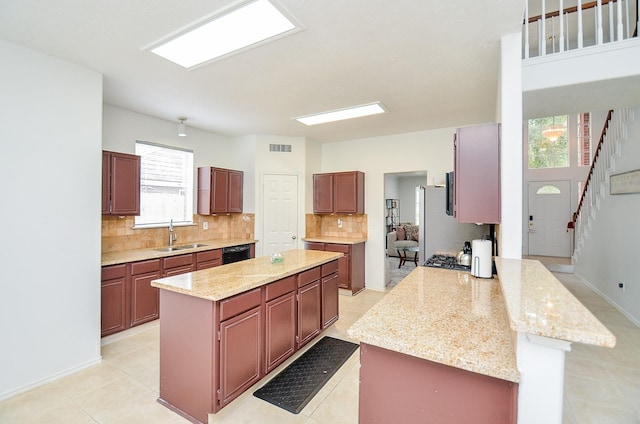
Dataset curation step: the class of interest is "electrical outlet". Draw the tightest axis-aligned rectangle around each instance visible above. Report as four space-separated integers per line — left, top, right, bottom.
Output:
337 219 343 228
203 222 209 230
618 282 625 291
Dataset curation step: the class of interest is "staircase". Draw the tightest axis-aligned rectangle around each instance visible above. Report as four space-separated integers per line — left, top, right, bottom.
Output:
570 107 636 261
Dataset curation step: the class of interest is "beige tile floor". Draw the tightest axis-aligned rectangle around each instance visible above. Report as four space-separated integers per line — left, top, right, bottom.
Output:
1 273 638 424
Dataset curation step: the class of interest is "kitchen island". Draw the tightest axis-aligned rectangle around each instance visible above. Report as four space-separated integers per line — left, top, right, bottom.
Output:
150 249 342 424
348 258 615 424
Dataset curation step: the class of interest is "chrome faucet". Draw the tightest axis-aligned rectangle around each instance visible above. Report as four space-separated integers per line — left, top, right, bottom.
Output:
169 219 177 247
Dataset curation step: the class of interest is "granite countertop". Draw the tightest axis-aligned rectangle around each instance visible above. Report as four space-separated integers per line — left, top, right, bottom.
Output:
101 238 256 266
302 236 367 244
348 266 520 383
495 257 616 348
150 249 342 301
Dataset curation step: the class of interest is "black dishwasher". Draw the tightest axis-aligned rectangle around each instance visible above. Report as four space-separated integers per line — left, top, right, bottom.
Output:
222 244 251 264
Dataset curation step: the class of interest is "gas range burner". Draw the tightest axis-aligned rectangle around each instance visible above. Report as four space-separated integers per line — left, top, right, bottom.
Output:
423 254 471 272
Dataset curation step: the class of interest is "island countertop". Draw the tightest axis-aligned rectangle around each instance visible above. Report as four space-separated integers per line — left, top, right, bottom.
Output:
302 236 367 244
150 249 342 301
348 266 520 383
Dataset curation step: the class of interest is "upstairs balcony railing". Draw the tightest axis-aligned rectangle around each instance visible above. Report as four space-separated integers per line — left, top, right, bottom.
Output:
523 0 639 59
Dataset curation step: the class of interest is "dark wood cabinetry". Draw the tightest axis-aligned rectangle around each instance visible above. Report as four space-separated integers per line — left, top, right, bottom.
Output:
102 150 140 216
321 261 339 329
304 242 365 295
101 264 129 336
157 258 339 420
197 167 244 215
264 276 297 373
130 259 161 327
163 253 194 277
313 171 364 214
454 123 501 224
196 249 222 270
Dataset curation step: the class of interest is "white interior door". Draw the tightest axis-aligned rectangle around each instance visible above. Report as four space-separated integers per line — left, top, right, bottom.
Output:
263 174 298 256
528 180 571 257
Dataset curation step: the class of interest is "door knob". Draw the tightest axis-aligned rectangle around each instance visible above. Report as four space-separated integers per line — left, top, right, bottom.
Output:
292 235 297 239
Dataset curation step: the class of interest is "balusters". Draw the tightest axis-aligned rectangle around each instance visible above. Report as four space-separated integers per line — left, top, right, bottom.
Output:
578 0 584 48
597 0 604 44
559 0 565 51
524 0 530 59
616 0 623 40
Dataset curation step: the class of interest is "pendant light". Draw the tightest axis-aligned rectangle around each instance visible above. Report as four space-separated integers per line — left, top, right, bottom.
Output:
542 116 565 142
177 117 187 137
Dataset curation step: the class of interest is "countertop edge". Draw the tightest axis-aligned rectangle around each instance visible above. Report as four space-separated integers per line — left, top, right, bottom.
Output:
302 237 367 244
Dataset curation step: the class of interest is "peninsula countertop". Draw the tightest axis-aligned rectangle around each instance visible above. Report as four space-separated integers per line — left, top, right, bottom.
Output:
101 238 256 266
150 249 342 301
348 266 520 383
495 257 616 347
302 236 367 244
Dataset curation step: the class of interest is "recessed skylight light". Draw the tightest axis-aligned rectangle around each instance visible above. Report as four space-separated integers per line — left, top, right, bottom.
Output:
149 0 300 69
294 102 387 126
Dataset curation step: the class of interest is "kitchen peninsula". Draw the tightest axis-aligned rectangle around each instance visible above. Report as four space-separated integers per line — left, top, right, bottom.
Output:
150 249 342 424
348 258 615 424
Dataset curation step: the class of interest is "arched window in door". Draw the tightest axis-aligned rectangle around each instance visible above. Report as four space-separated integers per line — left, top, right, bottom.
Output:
536 185 561 195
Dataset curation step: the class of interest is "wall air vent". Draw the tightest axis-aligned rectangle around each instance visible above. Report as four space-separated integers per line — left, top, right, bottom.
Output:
269 144 292 152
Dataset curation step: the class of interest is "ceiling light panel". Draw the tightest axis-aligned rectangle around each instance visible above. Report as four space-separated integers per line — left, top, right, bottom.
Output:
295 103 387 126
149 0 301 69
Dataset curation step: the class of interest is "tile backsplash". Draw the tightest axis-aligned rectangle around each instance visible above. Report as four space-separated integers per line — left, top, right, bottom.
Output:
102 214 255 253
305 214 368 238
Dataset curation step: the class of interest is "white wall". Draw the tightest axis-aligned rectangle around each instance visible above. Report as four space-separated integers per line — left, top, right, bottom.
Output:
321 128 455 290
574 106 640 324
253 134 308 257
0 40 103 398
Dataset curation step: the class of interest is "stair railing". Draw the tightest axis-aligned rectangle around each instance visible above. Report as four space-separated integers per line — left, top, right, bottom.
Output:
523 0 639 59
569 110 613 234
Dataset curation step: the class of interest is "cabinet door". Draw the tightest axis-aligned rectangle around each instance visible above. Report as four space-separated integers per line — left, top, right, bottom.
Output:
297 280 321 349
131 270 161 326
102 152 110 215
455 123 501 224
321 272 339 329
110 152 141 216
101 264 128 337
325 244 351 289
334 171 364 214
227 170 243 213
211 168 229 213
313 173 334 214
265 291 296 373
219 306 262 406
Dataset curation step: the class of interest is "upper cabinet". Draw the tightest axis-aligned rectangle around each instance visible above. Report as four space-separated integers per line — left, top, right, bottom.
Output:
197 167 244 215
454 123 500 224
102 151 140 216
313 171 365 214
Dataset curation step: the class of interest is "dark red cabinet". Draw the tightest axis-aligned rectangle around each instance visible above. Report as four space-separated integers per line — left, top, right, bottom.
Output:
131 259 161 327
102 150 140 216
163 253 194 277
264 277 297 373
196 249 222 270
313 171 364 214
101 264 129 337
454 123 501 224
297 268 322 349
304 242 365 295
197 167 244 215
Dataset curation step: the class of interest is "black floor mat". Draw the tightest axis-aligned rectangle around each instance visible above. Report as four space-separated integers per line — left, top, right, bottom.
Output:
253 336 359 414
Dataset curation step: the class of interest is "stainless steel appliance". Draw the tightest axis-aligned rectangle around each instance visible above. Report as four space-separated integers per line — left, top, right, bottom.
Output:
222 244 251 264
445 171 454 216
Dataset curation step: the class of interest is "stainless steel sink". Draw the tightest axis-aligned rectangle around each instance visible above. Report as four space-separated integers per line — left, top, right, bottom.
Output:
154 243 208 252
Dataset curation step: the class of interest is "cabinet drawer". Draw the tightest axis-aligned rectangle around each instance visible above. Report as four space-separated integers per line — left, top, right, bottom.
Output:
321 260 339 277
220 288 262 321
163 254 193 270
304 242 325 251
197 249 221 263
325 243 350 254
265 276 296 301
101 264 127 281
131 259 161 275
297 266 321 287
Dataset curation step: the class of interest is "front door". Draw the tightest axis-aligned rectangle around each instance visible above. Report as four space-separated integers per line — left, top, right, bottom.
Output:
527 180 571 257
263 174 298 256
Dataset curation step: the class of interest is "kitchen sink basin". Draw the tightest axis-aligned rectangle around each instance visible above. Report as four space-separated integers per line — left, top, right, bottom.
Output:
154 243 208 252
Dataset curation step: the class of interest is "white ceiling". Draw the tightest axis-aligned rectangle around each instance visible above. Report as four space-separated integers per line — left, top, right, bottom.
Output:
0 0 525 142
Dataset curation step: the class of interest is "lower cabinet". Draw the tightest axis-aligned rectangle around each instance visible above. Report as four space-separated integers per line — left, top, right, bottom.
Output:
297 280 321 349
321 271 339 329
163 253 194 277
304 241 366 295
264 276 297 373
131 259 162 327
219 306 263 406
101 264 128 336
